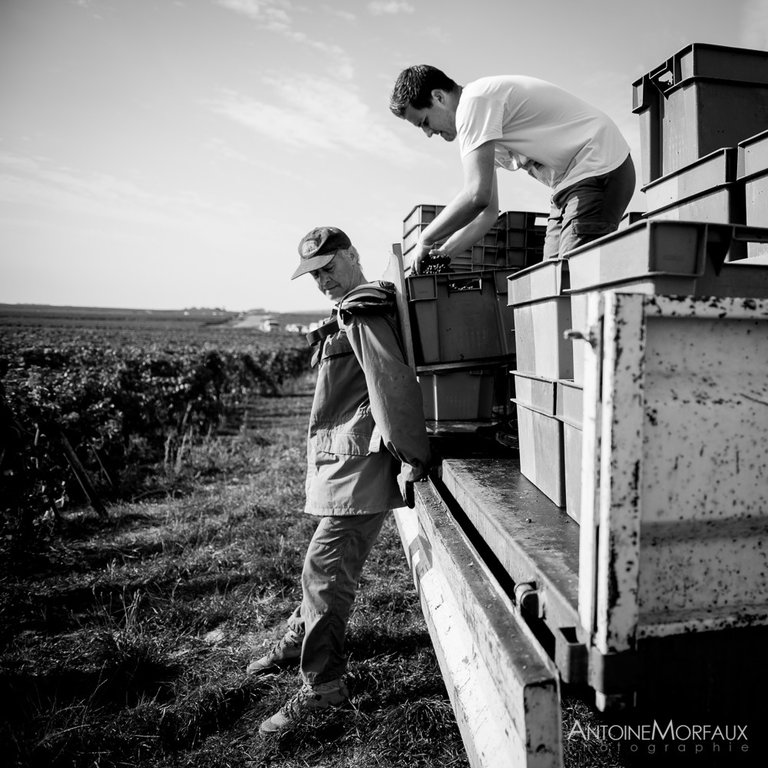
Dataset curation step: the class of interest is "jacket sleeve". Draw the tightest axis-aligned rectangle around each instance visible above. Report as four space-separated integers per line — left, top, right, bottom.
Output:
339 310 431 482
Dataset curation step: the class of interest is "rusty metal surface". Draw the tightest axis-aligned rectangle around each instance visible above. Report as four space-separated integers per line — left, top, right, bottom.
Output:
580 293 768 656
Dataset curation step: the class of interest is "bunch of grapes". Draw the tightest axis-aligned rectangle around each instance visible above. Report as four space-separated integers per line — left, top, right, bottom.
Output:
422 253 452 274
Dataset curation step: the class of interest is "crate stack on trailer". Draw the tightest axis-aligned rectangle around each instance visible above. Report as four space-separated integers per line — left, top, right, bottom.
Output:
395 42 768 768
506 258 573 510
506 42 768 712
505 43 768 524
739 128 768 261
401 203 547 422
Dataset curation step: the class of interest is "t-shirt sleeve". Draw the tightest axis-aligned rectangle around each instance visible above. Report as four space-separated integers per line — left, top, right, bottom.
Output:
457 95 504 157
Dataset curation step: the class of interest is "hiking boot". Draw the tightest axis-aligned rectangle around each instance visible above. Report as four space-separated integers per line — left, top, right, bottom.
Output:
246 628 303 675
259 679 349 734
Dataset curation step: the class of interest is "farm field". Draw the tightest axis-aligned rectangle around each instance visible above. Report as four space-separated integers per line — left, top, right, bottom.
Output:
0 307 638 768
0 390 470 767
0 308 469 768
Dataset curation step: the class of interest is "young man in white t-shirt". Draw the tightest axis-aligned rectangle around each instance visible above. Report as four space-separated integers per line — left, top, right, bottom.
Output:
389 65 636 274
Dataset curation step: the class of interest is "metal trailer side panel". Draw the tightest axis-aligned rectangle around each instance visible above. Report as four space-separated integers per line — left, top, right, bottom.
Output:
581 294 768 664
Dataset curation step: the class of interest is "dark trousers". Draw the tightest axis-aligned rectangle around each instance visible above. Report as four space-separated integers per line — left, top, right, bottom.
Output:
287 512 388 685
543 153 637 259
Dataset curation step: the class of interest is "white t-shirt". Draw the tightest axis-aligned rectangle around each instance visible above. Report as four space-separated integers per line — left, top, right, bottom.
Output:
456 75 630 195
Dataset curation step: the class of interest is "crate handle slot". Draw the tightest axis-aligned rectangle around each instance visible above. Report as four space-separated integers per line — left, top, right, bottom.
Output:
648 57 679 97
732 225 768 244
705 223 768 273
447 276 482 293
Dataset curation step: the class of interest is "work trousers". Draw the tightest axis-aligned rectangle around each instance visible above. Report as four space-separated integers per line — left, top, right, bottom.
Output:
543 153 637 259
286 511 389 685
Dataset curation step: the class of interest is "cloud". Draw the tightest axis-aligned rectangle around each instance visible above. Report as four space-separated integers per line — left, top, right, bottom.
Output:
368 1 415 15
207 75 422 163
215 0 354 80
322 5 356 22
0 151 248 229
215 0 291 25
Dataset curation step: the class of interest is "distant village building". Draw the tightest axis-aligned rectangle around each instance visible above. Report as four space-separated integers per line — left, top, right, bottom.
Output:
230 310 325 333
231 311 280 330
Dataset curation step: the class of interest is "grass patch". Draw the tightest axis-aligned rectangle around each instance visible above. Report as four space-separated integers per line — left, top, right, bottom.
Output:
0 385 468 768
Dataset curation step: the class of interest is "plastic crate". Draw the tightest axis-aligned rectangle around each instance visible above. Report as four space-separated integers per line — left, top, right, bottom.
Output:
507 257 569 302
403 223 497 256
632 44 768 184
555 379 583 426
504 228 546 249
738 129 768 178
402 225 422 255
449 245 542 271
497 211 548 267
403 211 505 269
419 376 435 420
618 211 644 230
641 148 738 212
507 259 572 379
744 170 768 262
498 211 548 230
567 220 729 292
407 269 516 365
403 204 444 233
451 244 503 271
555 380 583 523
502 246 545 268
511 372 564 507
644 182 746 228
566 221 768 383
417 362 499 421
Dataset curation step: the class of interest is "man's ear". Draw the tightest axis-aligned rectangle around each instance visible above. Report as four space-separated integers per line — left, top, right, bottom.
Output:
430 88 445 104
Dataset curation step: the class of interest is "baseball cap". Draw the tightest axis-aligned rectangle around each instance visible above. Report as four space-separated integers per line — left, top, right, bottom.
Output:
292 226 352 280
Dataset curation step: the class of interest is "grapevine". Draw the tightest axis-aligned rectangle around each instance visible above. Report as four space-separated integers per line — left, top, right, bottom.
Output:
0 324 313 531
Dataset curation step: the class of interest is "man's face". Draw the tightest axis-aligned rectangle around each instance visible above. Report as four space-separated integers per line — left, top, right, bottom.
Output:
403 92 457 142
310 251 360 302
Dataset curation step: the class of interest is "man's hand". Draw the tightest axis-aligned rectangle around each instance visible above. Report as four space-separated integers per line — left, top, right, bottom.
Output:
410 243 431 275
397 471 415 508
398 460 433 509
411 244 452 276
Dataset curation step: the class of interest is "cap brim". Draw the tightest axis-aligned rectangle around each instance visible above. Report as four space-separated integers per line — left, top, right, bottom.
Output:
290 251 335 280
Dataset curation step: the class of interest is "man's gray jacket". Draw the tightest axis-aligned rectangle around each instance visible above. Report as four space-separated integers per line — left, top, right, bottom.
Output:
304 281 431 516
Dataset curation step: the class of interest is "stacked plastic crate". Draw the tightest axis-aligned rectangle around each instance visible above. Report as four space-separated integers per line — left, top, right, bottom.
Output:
563 43 768 526
506 259 573 511
634 44 768 256
569 46 768 701
494 211 547 269
508 42 768 523
402 204 546 422
738 129 768 262
632 44 768 198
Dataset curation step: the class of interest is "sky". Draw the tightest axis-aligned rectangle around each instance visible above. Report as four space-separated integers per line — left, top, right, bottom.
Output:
1 0 766 312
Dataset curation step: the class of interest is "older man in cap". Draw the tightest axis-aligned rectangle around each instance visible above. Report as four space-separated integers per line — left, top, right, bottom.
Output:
250 226 431 734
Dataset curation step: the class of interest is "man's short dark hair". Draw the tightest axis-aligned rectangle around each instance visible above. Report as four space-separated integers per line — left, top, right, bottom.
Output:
389 65 459 117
